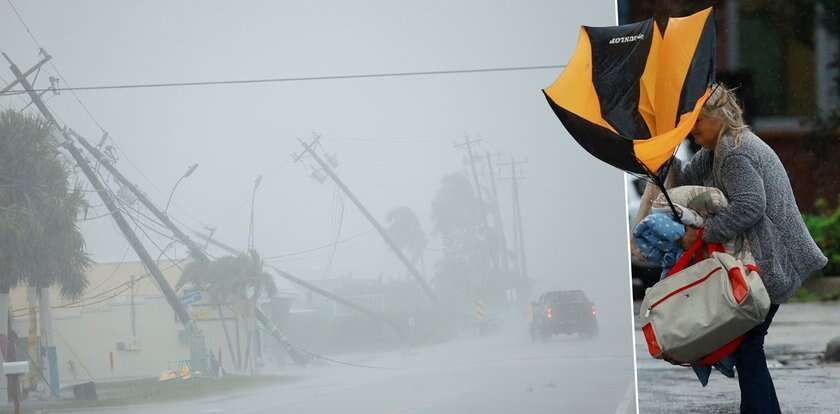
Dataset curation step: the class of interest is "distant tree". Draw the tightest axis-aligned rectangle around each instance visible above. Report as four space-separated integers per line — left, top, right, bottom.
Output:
385 206 427 267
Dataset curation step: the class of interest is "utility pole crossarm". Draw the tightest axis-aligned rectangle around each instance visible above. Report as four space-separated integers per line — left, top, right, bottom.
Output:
0 51 51 94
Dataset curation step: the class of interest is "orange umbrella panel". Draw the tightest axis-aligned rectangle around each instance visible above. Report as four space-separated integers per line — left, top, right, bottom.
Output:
543 7 716 177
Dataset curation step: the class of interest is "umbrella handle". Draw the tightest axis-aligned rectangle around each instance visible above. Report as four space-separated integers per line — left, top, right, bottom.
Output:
651 174 683 225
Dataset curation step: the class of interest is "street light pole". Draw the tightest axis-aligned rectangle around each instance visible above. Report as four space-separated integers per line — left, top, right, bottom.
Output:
246 175 262 374
248 175 262 251
165 163 198 214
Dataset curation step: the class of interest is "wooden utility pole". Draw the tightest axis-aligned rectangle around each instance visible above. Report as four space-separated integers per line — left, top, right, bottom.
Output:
0 49 50 95
67 131 311 366
4 53 205 370
294 136 438 303
72 129 402 359
130 275 136 337
486 152 509 273
68 130 209 264
499 157 529 281
454 136 489 228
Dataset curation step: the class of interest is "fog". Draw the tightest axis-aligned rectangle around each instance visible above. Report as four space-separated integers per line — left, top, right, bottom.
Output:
0 1 637 412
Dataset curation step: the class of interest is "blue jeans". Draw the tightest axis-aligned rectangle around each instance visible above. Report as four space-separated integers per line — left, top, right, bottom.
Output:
734 304 781 414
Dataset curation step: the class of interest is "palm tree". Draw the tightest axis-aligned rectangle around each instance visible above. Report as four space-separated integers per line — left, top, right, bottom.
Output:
385 206 428 270
180 250 276 371
0 110 89 392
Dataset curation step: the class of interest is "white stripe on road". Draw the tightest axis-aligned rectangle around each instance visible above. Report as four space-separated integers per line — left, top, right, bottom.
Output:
614 381 637 414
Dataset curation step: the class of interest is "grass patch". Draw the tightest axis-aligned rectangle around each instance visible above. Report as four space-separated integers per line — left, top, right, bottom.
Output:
789 287 840 303
0 374 299 413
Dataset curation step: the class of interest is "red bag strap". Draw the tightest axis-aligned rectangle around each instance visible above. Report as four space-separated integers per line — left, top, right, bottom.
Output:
706 241 725 255
666 228 726 277
668 228 705 276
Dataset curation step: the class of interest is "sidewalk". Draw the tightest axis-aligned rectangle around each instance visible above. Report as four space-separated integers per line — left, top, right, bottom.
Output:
634 301 840 413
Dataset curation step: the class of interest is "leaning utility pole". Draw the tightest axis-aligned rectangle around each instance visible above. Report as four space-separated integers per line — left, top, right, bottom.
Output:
69 130 209 264
454 136 489 228
67 131 313 365
294 136 438 303
73 127 405 353
4 53 207 372
486 152 509 273
499 157 529 281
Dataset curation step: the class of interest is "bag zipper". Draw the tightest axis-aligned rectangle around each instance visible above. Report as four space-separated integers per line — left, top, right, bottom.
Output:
645 266 722 317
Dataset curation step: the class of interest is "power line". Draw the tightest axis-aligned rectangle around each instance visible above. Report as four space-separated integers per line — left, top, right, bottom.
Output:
86 245 131 292
0 63 567 96
9 257 186 316
5 0 105 130
264 230 373 261
323 188 345 276
5 0 42 49
4 0 212 234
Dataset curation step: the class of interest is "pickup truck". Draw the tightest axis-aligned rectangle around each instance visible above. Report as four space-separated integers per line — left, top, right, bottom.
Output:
529 290 599 341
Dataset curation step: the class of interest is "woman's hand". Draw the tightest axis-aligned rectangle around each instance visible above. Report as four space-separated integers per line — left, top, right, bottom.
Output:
681 226 701 250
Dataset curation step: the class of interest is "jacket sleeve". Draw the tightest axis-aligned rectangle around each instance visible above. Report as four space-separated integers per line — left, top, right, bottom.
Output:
702 154 766 243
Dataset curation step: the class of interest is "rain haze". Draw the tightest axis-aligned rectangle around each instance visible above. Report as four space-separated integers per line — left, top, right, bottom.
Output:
0 1 637 413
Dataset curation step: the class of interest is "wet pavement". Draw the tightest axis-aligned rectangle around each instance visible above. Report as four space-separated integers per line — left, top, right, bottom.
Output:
53 310 637 414
634 301 840 413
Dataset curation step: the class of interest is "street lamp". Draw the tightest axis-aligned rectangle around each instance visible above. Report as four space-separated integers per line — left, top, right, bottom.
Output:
164 163 199 214
248 175 262 251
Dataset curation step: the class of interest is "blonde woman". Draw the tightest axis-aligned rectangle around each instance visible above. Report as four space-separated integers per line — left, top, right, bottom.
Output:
670 84 827 413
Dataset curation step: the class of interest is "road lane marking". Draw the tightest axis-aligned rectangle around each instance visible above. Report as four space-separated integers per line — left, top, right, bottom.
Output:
614 380 637 414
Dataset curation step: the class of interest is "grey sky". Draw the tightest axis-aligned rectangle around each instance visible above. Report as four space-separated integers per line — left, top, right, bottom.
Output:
0 1 630 307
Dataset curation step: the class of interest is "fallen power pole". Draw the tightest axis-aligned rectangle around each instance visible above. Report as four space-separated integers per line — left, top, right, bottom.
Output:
294 136 438 303
195 233 405 340
3 53 210 371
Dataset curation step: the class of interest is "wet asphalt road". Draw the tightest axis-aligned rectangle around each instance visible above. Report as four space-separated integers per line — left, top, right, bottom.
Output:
60 313 636 414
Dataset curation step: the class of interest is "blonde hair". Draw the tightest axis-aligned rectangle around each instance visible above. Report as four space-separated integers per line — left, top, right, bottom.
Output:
701 83 749 148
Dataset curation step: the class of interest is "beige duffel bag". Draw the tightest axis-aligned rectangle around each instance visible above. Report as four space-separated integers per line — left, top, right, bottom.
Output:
639 236 771 364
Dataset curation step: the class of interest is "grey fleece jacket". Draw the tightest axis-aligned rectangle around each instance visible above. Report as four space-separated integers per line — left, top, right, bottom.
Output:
673 130 828 303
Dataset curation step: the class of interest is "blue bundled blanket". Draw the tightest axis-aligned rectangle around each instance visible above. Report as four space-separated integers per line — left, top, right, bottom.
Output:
633 212 685 276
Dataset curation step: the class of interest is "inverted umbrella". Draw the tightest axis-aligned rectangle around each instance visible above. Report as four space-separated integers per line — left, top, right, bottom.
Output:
543 7 717 221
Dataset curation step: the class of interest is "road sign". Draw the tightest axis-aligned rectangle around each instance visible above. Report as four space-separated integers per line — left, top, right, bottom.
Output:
181 289 202 305
475 301 485 321
191 307 212 320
